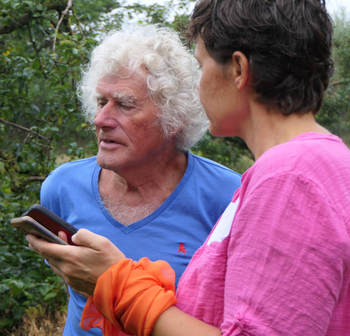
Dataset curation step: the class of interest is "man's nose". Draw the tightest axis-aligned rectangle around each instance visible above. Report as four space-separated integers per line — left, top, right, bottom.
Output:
94 103 119 129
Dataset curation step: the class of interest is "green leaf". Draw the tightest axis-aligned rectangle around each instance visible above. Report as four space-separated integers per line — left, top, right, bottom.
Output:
0 317 13 327
38 285 50 297
0 284 9 293
43 292 57 301
23 1 33 7
60 40 74 45
32 60 40 69
0 246 9 254
10 2 19 9
31 104 41 113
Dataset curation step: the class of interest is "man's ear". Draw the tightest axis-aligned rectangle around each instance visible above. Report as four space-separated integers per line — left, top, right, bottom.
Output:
231 51 250 91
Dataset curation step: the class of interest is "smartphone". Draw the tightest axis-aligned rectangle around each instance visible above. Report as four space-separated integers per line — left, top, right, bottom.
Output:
21 204 78 245
11 216 68 245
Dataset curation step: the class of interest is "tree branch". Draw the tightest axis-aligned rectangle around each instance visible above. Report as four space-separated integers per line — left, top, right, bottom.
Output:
0 3 67 35
329 81 346 87
0 13 33 35
0 149 7 160
71 8 86 39
53 0 73 57
27 23 46 78
0 117 51 144
27 176 46 182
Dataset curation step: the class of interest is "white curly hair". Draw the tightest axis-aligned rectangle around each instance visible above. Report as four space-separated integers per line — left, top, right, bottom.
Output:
77 24 208 149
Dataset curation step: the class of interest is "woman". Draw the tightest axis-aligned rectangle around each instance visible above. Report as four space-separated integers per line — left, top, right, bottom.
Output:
28 0 350 335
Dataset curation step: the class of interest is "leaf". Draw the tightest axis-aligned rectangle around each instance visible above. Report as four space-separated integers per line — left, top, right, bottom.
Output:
0 284 9 293
0 317 13 327
10 2 19 9
38 285 50 297
23 1 33 7
43 292 57 301
60 40 74 45
0 246 9 254
32 60 40 69
9 280 25 295
17 80 25 95
31 104 41 113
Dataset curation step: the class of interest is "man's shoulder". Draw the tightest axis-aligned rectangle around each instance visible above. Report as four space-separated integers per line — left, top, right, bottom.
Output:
44 156 97 183
41 156 98 203
52 156 97 174
190 153 241 179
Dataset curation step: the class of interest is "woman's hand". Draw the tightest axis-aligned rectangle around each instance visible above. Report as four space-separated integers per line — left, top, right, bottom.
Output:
26 229 125 296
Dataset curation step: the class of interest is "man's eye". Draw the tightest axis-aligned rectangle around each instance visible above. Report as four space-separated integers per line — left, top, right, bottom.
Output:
119 103 132 109
97 100 107 108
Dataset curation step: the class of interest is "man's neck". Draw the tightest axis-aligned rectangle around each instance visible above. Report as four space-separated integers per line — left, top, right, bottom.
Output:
100 149 187 192
98 150 188 225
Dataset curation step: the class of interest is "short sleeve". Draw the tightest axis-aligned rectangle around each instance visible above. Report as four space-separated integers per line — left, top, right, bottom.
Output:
221 173 349 335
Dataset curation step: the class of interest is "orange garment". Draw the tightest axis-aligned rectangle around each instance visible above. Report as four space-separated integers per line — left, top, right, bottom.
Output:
80 257 177 336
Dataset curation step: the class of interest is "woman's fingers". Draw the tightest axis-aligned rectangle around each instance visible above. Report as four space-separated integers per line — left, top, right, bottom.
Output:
26 229 126 296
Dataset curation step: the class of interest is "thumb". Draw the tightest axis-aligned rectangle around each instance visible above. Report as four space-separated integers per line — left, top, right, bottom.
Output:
72 229 106 249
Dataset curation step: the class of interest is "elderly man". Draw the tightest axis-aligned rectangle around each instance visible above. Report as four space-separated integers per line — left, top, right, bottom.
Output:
32 25 241 336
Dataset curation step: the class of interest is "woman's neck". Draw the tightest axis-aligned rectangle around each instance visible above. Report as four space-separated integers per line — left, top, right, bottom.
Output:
243 106 330 160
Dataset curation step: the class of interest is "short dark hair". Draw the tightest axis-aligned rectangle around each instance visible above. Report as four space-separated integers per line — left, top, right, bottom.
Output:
187 0 334 115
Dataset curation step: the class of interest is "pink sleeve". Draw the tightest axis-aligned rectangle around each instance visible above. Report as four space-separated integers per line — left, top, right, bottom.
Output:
221 173 349 335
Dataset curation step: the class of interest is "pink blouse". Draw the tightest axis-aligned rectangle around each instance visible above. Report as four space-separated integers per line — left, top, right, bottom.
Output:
176 133 350 335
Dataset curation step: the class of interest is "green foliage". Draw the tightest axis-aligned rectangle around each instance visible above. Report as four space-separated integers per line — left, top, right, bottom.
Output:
317 10 350 145
0 194 67 329
0 4 95 329
192 133 252 174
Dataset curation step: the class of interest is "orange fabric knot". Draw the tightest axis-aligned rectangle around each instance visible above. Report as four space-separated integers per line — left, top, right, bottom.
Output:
80 257 177 336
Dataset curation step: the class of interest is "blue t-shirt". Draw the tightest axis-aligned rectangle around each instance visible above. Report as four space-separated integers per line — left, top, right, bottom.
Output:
41 153 241 336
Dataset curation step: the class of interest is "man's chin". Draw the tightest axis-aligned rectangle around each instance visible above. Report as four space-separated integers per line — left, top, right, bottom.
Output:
96 153 129 172
96 154 118 170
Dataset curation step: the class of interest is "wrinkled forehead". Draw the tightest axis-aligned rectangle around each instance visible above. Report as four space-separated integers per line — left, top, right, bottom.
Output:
95 65 146 90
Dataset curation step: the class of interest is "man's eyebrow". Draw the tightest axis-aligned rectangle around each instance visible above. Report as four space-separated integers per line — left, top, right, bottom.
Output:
112 92 138 105
94 93 105 99
94 92 138 104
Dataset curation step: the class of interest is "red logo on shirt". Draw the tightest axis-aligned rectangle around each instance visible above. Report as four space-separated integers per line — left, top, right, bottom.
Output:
178 243 187 255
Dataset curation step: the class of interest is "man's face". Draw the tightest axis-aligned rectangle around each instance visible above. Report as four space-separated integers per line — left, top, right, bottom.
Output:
94 68 168 173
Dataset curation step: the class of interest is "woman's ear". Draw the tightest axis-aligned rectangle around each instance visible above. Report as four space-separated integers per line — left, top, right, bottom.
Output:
231 51 250 91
